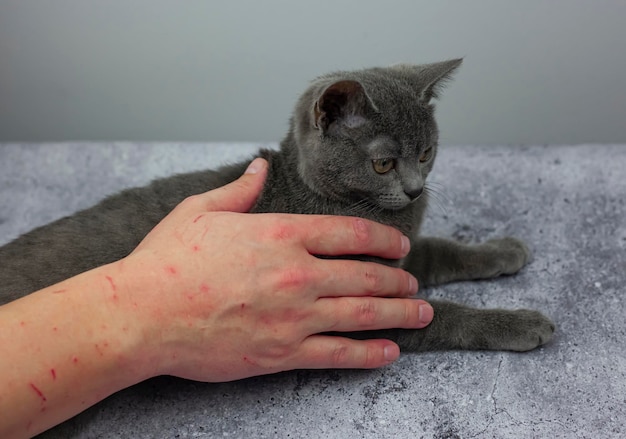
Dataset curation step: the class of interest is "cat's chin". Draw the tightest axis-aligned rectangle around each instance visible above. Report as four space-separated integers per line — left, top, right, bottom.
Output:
376 196 414 211
341 193 413 213
380 203 413 211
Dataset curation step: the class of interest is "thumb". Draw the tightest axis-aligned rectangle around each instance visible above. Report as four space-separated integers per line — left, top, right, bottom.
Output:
203 157 268 213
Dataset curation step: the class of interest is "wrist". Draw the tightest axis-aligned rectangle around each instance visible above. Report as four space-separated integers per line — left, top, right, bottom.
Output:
95 258 164 383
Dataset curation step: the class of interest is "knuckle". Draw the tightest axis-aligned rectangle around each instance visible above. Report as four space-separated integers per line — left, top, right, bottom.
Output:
355 300 379 327
255 331 296 364
265 218 297 242
362 345 377 368
330 342 351 367
352 218 372 248
279 307 308 324
395 270 411 296
181 194 202 209
277 266 311 291
363 267 385 295
265 343 292 360
403 302 420 327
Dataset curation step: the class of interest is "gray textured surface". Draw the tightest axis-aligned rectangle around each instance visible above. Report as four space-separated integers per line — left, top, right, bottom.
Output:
1 143 625 438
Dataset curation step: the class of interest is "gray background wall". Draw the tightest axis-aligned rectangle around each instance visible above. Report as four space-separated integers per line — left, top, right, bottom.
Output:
1 0 625 145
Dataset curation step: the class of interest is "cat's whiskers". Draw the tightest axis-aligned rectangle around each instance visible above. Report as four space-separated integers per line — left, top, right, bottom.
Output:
352 199 386 218
368 202 385 217
424 183 449 217
425 181 450 202
346 198 374 216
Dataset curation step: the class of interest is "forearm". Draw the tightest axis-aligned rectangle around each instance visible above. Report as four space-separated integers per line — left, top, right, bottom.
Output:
0 261 154 438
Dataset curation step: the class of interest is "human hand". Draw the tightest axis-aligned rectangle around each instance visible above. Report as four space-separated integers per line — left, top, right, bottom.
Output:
119 158 433 382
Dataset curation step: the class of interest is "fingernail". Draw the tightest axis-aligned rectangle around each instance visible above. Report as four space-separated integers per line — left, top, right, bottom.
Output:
401 236 411 256
384 344 400 362
245 158 265 175
418 303 434 325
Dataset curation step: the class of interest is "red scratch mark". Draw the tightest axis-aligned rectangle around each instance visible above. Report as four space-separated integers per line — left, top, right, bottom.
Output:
242 356 258 366
165 265 178 275
193 214 204 223
199 283 210 293
50 369 56 380
26 421 33 431
95 344 104 357
52 289 66 294
105 275 117 292
30 383 47 402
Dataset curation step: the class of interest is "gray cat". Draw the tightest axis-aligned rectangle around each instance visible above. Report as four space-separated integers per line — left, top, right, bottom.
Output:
0 58 554 353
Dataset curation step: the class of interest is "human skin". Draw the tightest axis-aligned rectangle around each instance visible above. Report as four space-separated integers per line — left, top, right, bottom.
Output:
0 158 433 437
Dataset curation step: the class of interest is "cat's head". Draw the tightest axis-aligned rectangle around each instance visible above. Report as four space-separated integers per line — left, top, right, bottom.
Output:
292 58 461 211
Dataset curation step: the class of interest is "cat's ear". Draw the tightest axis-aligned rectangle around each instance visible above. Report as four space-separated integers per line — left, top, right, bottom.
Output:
393 58 463 104
313 80 376 132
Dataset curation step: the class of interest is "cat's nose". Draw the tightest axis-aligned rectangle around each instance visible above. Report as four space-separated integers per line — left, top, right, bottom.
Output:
404 186 424 201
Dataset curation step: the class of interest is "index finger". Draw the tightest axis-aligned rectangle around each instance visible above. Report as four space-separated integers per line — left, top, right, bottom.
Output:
298 216 410 260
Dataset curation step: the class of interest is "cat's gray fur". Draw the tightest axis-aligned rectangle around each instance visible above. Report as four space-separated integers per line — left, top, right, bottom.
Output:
0 59 554 353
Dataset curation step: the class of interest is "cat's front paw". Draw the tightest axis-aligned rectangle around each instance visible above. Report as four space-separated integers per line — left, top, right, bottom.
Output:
481 237 531 277
496 309 555 352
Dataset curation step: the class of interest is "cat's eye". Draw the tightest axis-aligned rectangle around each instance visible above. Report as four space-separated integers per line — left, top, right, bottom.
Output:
419 148 433 163
372 158 395 174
